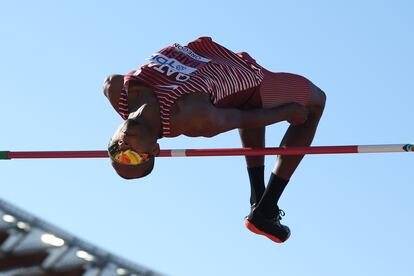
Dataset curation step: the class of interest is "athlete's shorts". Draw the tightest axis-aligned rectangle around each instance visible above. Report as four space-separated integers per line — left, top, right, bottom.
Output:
235 52 311 109
259 69 311 108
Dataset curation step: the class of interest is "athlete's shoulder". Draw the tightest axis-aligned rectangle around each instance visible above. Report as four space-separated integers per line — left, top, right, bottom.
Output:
103 74 124 113
186 36 213 46
196 36 213 41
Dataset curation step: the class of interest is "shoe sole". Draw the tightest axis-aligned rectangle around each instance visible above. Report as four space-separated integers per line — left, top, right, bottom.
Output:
244 219 290 243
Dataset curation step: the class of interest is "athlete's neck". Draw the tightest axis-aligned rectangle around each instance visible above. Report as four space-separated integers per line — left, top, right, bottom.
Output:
128 87 162 138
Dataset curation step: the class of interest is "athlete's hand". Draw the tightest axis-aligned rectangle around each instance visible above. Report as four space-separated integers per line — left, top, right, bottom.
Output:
281 103 309 125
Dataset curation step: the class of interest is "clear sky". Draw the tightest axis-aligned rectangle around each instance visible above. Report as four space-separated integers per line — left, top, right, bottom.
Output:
1 0 413 275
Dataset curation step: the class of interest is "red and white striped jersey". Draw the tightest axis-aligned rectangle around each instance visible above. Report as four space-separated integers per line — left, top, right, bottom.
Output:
118 37 264 137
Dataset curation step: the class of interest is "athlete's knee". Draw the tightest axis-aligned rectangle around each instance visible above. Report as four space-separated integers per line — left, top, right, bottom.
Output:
308 83 326 113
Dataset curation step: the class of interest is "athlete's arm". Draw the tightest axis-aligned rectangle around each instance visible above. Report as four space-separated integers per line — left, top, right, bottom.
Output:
179 101 309 137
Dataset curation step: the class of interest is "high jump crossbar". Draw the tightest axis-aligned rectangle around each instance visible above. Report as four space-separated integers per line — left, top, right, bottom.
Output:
0 144 413 160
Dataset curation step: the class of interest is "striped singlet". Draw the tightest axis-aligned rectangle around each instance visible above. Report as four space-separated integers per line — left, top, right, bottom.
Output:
118 37 265 137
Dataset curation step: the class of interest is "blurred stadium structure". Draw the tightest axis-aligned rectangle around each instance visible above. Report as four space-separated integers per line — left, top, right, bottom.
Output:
0 198 164 276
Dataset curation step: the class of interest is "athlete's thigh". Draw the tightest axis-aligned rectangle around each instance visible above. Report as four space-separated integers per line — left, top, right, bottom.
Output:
259 69 312 108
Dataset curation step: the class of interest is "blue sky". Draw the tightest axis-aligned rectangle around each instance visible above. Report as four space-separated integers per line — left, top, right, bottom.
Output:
1 0 413 275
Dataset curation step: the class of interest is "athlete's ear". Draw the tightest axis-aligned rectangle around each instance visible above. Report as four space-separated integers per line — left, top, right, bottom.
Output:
152 143 160 156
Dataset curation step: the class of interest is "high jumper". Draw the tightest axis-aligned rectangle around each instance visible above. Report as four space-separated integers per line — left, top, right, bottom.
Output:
103 36 326 243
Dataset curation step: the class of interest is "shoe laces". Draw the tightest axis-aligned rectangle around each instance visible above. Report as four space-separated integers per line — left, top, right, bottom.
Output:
276 209 285 221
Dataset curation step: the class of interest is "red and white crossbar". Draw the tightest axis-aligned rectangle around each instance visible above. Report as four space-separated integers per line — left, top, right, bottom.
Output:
1 144 413 160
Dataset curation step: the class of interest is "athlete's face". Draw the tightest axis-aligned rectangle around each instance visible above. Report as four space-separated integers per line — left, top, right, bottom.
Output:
112 119 160 157
109 119 160 179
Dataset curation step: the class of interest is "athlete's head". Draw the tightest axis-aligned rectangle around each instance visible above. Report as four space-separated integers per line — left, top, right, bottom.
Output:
108 118 160 179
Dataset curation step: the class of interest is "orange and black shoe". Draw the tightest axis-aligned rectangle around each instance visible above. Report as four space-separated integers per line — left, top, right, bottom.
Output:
245 206 291 243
